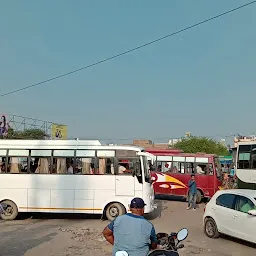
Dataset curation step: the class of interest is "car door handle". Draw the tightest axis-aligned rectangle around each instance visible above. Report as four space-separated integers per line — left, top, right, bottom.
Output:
212 207 216 211
116 178 119 181
233 215 238 218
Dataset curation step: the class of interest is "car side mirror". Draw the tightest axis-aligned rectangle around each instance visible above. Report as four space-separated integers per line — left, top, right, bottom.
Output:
248 209 256 216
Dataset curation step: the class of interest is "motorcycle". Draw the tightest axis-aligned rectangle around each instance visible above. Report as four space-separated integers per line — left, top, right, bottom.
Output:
115 228 188 256
148 228 188 256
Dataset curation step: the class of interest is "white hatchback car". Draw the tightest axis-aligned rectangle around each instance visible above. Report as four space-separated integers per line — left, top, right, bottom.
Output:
203 189 256 244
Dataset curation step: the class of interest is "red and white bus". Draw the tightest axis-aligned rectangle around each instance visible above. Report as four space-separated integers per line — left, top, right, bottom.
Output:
147 149 222 203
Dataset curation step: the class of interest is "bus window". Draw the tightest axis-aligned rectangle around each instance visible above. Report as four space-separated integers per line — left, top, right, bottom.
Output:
185 162 194 174
52 150 75 174
238 145 251 169
8 149 29 173
31 150 51 174
155 162 171 172
195 164 207 175
75 157 95 174
117 158 136 175
208 163 214 175
0 150 7 173
97 157 115 175
171 162 179 173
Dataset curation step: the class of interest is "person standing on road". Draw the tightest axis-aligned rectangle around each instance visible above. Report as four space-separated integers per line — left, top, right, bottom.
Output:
102 197 158 256
187 174 197 211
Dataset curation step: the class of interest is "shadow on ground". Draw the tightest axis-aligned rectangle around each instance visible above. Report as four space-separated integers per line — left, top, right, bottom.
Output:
0 223 57 256
13 212 103 221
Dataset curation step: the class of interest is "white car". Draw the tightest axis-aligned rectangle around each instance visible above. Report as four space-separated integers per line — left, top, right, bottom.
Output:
203 189 256 244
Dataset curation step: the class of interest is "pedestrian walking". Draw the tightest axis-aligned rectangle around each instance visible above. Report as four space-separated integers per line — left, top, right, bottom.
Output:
187 174 197 211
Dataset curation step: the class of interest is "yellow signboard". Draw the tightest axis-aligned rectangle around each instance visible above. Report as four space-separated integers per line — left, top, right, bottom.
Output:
51 124 67 140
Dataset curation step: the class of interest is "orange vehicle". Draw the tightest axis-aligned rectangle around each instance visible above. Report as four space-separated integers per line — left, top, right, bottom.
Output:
147 149 222 203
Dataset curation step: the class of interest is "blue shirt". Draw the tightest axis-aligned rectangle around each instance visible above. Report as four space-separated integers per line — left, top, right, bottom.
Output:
188 180 197 194
108 213 157 256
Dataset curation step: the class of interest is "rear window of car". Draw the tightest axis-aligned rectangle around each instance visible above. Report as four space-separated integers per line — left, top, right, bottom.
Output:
216 193 236 209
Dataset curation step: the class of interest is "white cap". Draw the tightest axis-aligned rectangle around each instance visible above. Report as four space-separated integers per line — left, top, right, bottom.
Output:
115 251 128 256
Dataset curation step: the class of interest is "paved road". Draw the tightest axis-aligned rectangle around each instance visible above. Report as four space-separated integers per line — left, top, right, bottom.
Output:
0 200 255 256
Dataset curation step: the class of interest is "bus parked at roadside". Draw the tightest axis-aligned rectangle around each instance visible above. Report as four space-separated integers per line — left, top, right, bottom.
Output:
0 140 156 221
147 149 222 203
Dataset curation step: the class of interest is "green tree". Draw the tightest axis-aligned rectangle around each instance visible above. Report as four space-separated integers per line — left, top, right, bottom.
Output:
5 128 47 140
173 136 229 156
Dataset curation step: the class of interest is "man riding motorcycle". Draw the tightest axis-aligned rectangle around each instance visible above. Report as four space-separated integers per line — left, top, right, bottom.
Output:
102 197 158 256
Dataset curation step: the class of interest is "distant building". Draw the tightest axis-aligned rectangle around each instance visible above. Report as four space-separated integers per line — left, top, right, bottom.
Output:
233 136 256 148
125 139 179 150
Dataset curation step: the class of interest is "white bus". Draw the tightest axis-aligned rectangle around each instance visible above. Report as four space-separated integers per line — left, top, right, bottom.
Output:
236 141 256 189
0 140 156 220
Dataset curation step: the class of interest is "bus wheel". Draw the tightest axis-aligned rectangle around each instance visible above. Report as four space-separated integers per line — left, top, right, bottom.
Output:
196 190 202 204
105 202 126 221
0 200 18 221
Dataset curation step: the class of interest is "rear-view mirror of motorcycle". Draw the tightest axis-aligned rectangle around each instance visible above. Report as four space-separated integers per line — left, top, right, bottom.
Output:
177 228 188 242
115 251 128 256
248 209 256 216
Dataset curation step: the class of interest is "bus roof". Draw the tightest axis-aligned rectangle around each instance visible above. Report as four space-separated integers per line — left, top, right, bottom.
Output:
0 140 145 152
146 149 216 158
146 148 183 154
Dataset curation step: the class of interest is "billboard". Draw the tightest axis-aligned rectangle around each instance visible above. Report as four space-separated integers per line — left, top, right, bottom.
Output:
51 124 67 140
0 114 9 138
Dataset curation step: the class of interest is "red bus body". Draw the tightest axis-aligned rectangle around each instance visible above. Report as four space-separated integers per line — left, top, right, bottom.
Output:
147 149 222 202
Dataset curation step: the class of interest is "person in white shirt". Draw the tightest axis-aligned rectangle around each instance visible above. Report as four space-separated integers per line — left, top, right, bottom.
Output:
67 163 74 174
118 164 126 174
196 165 205 175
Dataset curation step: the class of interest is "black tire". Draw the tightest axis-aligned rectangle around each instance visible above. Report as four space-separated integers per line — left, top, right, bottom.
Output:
204 218 220 238
148 250 179 256
105 202 126 221
196 190 202 204
0 200 18 221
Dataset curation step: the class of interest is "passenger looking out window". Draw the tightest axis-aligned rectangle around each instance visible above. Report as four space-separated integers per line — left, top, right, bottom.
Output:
196 165 206 175
157 165 162 172
118 164 126 174
67 163 74 174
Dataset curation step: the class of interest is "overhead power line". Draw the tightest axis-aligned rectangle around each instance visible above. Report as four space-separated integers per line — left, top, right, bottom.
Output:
1 1 256 97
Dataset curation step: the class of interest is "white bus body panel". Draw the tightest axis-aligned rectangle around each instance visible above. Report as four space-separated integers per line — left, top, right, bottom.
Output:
0 174 149 214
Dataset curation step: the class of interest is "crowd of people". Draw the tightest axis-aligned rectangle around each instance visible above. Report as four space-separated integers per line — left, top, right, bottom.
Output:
220 164 238 190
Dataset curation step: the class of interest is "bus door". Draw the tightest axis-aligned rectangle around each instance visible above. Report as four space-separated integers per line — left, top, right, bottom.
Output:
115 158 136 196
169 156 187 197
194 157 212 197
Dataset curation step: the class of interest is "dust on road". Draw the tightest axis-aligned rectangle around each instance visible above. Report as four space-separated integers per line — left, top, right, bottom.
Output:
0 200 255 256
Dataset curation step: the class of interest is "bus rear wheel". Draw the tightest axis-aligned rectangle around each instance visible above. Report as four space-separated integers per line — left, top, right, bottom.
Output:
196 190 202 204
0 200 18 221
105 202 126 221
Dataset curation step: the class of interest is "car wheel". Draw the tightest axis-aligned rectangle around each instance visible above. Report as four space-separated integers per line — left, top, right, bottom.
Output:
105 202 126 221
204 218 220 238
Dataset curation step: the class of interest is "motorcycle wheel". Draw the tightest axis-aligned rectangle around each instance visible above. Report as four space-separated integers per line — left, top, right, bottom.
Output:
148 250 179 256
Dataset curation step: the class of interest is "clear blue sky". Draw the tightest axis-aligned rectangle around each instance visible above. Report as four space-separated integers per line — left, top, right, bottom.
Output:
0 0 255 143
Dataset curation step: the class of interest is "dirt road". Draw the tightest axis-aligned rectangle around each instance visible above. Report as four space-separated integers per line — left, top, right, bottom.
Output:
0 200 255 256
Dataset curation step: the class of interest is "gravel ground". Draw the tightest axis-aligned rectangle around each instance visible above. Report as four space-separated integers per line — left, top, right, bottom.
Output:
0 199 255 256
